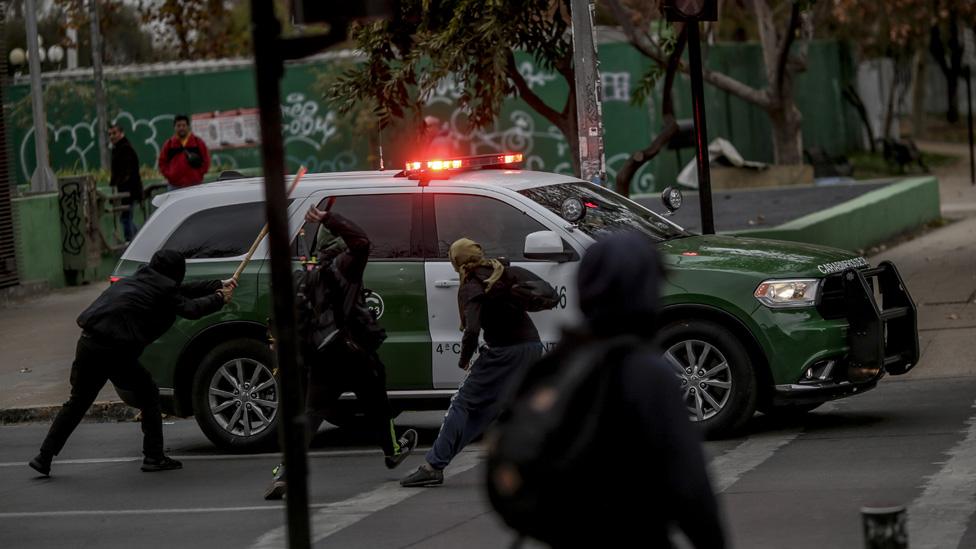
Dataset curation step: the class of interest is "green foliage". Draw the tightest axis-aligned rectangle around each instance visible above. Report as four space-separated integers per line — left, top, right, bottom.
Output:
630 20 677 106
329 0 573 132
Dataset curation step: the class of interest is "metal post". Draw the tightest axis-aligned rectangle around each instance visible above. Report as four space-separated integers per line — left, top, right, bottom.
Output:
686 22 715 234
89 0 110 171
965 66 974 186
570 0 606 184
250 1 311 547
24 0 56 192
861 505 908 549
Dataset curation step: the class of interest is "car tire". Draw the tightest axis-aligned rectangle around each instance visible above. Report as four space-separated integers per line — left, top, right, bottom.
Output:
192 339 279 453
658 319 758 439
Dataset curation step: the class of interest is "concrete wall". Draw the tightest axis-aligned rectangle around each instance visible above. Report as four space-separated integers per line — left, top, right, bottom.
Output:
13 193 66 287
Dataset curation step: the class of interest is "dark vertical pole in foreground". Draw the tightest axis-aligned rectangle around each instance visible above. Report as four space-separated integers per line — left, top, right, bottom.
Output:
250 1 311 547
686 23 715 235
965 66 974 186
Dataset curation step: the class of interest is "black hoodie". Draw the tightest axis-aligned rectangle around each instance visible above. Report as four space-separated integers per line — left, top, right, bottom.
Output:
77 250 225 352
548 231 725 548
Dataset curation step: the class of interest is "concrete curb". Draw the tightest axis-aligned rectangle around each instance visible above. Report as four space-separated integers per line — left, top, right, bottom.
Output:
0 401 139 425
727 176 941 252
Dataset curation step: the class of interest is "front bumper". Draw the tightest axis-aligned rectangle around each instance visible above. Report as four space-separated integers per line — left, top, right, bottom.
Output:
774 260 919 403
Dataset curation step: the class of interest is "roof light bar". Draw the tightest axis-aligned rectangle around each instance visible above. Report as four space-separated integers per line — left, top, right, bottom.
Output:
403 152 524 177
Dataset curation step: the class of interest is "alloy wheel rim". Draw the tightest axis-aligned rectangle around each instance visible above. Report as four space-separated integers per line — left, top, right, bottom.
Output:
208 358 278 437
665 339 733 422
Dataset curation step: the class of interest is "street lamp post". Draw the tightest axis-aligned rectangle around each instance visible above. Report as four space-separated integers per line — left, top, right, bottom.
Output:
89 0 110 171
24 0 56 193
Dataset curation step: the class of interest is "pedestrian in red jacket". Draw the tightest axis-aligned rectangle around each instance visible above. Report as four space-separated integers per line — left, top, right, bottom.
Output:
158 114 210 190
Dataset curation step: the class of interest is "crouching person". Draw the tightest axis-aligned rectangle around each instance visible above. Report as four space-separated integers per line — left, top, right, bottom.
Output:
29 250 236 476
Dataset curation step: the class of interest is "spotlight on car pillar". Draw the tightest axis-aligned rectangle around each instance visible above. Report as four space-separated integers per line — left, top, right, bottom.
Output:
560 198 586 223
661 186 683 213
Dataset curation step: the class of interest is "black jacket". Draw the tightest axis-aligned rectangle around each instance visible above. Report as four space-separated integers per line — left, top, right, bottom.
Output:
552 231 726 548
110 137 143 203
77 250 224 353
458 263 540 367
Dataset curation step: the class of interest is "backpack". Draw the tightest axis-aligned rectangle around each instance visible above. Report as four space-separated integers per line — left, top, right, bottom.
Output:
485 335 638 544
492 266 559 312
293 265 387 353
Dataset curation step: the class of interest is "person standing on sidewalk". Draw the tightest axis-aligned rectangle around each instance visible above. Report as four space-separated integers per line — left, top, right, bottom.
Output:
108 123 143 242
264 205 418 500
29 250 236 477
158 115 210 191
400 238 543 487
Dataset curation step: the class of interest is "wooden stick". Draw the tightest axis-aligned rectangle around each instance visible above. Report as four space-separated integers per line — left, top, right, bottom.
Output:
232 166 309 283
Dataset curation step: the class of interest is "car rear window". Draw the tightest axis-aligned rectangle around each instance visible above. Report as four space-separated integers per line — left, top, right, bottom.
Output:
163 202 267 259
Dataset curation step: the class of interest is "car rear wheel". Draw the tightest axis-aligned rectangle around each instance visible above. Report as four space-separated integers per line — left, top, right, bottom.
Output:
192 339 279 452
659 320 758 439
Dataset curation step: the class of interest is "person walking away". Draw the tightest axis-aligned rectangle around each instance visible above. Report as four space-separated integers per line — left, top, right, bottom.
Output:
263 205 418 500
485 231 726 548
158 114 210 191
400 238 544 487
108 123 143 242
29 251 236 476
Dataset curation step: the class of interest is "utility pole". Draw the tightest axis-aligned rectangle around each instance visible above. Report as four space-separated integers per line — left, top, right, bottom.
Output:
25 0 56 192
89 0 110 171
570 0 606 184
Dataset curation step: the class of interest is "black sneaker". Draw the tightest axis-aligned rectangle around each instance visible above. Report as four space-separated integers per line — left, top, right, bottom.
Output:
29 453 51 477
385 429 419 470
264 464 287 500
400 465 444 487
141 456 183 472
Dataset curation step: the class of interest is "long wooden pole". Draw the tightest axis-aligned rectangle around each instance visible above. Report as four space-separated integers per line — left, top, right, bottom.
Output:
231 165 308 283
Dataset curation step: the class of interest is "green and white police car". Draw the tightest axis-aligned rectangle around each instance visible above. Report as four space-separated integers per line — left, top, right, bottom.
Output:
113 153 919 451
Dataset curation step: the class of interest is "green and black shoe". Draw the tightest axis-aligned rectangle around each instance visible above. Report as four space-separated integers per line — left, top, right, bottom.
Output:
385 429 418 470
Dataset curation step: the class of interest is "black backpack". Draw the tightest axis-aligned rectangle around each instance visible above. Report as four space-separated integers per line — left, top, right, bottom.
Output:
293 265 387 353
492 266 559 312
485 335 638 545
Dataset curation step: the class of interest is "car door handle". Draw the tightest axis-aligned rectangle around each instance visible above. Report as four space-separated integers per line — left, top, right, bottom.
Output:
435 279 460 288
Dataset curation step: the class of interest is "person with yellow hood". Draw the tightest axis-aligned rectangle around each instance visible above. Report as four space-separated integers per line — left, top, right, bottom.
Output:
401 238 543 487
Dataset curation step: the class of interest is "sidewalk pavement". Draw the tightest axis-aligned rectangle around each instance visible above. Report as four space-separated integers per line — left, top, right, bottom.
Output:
2 142 974 421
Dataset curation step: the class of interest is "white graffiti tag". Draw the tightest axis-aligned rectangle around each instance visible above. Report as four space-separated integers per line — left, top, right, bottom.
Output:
281 93 338 150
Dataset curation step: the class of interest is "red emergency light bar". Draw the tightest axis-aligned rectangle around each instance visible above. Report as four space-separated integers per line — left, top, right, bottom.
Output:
403 152 524 178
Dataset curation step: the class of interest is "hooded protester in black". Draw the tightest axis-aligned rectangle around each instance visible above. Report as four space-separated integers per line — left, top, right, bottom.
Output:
542 231 726 548
30 250 231 477
77 250 225 351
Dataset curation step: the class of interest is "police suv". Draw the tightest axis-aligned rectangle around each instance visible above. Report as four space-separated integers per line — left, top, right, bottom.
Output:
114 153 919 451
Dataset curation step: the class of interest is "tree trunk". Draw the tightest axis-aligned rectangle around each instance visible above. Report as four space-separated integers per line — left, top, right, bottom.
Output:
769 105 804 165
910 47 928 137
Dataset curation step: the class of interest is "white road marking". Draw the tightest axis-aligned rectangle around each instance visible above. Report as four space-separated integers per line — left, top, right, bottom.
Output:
250 450 482 549
0 503 334 519
907 401 976 549
709 429 803 493
0 447 433 468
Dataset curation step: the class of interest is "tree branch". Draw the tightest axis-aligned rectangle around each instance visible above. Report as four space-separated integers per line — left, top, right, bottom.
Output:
775 1 801 95
505 51 564 130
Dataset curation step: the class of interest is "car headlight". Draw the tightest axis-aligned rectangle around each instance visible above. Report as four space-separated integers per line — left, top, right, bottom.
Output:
754 279 821 308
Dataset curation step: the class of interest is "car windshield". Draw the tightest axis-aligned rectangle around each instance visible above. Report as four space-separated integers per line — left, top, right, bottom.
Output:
519 181 688 242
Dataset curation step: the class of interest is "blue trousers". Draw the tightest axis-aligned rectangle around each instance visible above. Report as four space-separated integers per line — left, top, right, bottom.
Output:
427 342 543 470
120 209 137 242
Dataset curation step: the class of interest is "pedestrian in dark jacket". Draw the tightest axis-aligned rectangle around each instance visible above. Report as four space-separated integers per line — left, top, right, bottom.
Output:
157 114 210 190
29 250 236 477
109 123 143 242
400 238 543 487
533 231 725 548
263 206 418 500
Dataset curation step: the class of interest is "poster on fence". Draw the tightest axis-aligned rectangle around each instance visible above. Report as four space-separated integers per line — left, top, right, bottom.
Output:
191 109 261 150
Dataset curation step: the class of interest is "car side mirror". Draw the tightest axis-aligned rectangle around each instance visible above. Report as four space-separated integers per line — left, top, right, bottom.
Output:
524 231 573 262
661 186 683 215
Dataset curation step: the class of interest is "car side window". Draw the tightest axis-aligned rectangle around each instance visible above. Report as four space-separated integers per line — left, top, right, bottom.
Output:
295 194 419 260
164 202 267 259
433 194 547 261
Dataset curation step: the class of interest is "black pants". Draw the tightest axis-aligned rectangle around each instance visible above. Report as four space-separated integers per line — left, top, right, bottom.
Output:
40 335 164 459
304 343 398 456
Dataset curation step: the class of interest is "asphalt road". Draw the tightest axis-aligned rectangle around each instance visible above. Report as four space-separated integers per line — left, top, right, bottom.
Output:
3 375 976 549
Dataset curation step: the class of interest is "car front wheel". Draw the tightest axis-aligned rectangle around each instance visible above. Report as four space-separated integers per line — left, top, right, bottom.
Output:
659 319 758 439
192 339 279 452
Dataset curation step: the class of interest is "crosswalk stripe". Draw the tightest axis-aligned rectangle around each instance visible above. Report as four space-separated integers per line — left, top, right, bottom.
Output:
907 400 976 549
710 428 803 493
